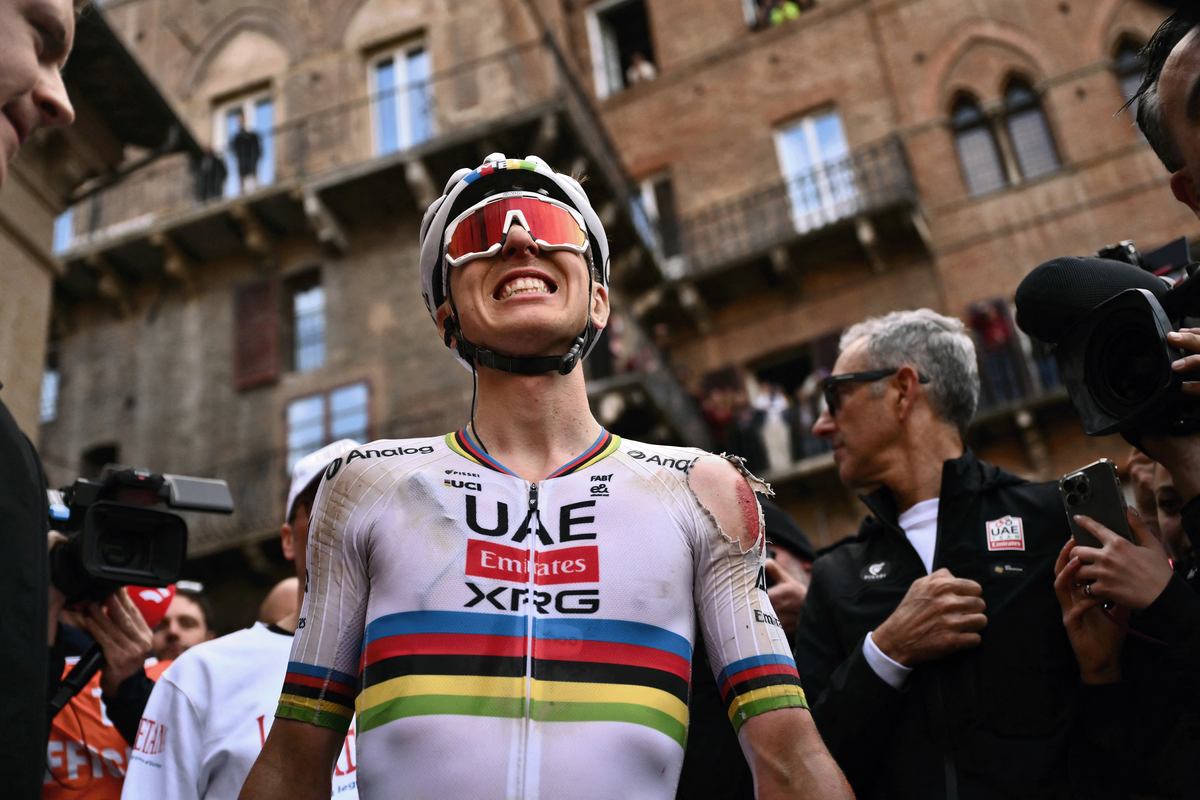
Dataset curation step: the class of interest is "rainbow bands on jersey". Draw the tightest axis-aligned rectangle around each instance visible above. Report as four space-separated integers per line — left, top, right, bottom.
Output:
444 192 589 268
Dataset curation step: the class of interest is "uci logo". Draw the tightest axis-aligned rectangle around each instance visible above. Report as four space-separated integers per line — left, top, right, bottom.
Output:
859 561 889 581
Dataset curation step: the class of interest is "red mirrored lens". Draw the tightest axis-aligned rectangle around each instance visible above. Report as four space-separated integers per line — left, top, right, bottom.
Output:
447 197 586 261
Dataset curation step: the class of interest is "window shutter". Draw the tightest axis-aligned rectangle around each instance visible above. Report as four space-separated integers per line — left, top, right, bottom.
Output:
234 278 280 389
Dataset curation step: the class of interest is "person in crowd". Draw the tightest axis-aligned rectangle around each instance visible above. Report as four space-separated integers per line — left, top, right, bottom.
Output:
151 584 216 661
0 1 77 793
754 382 792 474
194 145 228 202
122 440 361 800
969 301 1021 405
677 498 818 800
230 110 262 194
625 51 657 86
45 586 173 798
1127 447 1163 542
257 577 300 625
240 153 849 800
794 308 1094 799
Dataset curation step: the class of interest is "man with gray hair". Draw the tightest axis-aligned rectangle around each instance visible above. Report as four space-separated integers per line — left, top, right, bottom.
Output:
793 309 1097 799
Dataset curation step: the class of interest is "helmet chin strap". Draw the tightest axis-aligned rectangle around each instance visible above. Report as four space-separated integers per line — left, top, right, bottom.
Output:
442 273 593 376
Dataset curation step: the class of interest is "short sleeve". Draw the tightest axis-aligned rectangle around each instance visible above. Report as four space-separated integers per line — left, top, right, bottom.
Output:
120 676 201 800
275 466 371 733
690 474 808 734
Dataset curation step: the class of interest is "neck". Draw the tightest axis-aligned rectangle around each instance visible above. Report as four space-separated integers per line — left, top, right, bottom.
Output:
884 421 963 513
468 363 603 482
276 611 299 634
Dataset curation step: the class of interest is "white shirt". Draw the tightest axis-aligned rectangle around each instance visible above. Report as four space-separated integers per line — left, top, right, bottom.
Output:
121 622 358 800
863 498 941 689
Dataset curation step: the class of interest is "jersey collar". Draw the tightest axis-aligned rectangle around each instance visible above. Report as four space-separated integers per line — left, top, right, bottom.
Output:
446 427 620 478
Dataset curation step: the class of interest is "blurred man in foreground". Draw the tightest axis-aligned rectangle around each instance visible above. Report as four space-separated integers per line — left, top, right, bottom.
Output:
0 1 78 795
121 441 361 800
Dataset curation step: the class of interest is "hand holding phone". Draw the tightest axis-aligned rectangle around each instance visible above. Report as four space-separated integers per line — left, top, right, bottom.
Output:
1060 459 1135 548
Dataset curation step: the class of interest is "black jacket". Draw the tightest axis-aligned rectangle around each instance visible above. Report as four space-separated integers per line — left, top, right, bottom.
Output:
794 450 1084 800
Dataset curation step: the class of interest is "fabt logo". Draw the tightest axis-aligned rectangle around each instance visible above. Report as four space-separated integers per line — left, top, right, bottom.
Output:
466 540 599 585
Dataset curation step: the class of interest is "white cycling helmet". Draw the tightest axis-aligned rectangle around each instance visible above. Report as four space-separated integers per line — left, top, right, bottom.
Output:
418 153 610 374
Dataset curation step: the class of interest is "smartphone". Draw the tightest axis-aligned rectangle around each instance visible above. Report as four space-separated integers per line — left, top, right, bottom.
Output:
1059 459 1134 548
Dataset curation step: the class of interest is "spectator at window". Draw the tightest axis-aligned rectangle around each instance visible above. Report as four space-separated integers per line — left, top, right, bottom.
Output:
969 300 1021 404
231 110 262 194
625 52 658 86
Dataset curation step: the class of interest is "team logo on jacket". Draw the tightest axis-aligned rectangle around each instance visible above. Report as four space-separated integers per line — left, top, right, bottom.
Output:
466 539 599 585
986 515 1025 551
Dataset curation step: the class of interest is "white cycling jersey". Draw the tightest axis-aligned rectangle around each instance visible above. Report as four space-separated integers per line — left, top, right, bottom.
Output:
277 428 806 800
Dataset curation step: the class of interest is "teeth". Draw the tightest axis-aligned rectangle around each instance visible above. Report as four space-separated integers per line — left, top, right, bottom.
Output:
498 277 551 300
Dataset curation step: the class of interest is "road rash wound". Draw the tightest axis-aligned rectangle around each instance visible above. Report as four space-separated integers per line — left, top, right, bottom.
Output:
687 453 770 554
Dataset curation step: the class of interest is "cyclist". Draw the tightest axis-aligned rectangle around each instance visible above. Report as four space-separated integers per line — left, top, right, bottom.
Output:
240 154 850 800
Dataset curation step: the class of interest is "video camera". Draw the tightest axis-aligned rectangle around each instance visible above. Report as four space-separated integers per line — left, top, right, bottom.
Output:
49 467 234 605
1014 238 1200 441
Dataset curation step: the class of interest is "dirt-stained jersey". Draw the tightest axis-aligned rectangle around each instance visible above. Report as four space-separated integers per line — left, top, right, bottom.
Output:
277 428 806 800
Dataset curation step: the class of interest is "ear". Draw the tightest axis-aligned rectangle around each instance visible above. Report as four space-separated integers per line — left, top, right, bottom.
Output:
893 365 923 420
1171 169 1200 218
590 283 610 331
280 522 295 561
434 302 457 348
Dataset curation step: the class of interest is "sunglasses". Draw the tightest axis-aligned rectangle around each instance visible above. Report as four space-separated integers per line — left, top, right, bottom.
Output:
444 192 589 269
821 368 931 417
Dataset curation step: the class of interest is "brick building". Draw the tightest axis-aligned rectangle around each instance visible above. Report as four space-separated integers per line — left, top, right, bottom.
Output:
39 0 1187 622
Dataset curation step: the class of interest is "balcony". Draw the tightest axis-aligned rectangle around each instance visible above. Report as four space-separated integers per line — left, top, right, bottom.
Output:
53 36 657 281
671 137 919 279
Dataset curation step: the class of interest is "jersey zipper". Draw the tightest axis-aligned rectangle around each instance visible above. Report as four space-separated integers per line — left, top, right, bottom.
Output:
517 481 540 799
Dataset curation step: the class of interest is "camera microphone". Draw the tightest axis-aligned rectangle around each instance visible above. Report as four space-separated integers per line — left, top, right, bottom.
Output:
1014 256 1171 343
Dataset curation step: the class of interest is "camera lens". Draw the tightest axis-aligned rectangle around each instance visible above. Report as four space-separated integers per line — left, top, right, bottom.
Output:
97 530 146 570
1066 492 1080 506
1086 310 1168 416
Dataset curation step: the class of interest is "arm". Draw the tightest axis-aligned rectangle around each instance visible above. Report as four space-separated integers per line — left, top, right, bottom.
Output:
688 456 851 800
239 719 345 800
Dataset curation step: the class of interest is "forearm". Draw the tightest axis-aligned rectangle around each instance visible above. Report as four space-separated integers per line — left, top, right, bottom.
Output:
742 708 853 800
238 718 341 800
102 670 154 746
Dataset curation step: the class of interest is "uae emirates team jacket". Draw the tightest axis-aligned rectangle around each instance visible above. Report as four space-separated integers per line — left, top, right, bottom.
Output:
794 449 1100 800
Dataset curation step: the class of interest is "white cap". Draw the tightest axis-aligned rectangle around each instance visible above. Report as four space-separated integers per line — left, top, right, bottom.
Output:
286 439 361 523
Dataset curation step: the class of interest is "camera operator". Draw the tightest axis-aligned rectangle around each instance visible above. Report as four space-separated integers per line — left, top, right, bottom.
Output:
0 1 78 795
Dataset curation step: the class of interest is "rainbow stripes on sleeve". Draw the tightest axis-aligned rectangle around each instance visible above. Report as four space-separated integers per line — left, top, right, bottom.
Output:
276 662 358 732
716 654 809 733
356 610 693 747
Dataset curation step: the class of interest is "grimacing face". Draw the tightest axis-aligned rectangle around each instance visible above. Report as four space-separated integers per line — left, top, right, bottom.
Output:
0 0 75 187
436 222 608 361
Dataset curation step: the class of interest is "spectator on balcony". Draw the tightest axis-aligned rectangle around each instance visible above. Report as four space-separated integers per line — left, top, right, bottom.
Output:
625 52 658 86
969 300 1021 404
754 381 793 474
791 369 831 460
193 145 227 203
231 110 262 194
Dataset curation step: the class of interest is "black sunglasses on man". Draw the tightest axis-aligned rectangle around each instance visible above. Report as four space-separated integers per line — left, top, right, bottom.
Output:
821 368 931 417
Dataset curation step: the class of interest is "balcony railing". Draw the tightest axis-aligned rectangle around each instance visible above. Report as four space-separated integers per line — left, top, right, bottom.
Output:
58 36 648 254
677 137 917 276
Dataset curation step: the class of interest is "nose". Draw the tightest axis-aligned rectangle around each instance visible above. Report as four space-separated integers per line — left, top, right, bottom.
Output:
812 407 836 439
502 223 539 260
32 67 75 130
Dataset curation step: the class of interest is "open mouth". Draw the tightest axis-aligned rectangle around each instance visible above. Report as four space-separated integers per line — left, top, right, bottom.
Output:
495 275 557 301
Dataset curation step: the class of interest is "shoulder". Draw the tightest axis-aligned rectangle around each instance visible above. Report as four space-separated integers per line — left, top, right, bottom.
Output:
686 454 769 552
615 438 707 476
315 435 449 507
159 626 271 687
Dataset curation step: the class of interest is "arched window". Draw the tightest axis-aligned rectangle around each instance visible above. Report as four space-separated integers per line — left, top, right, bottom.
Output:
1114 38 1147 105
952 95 1007 196
1004 80 1060 181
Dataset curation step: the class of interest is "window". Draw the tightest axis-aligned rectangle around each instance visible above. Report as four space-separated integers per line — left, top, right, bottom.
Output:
1004 81 1060 181
774 109 858 232
233 278 280 390
952 95 1007 197
371 45 433 155
288 271 325 373
640 174 682 262
213 93 275 197
586 0 657 99
40 343 59 424
1115 39 1147 105
52 208 75 254
286 382 370 471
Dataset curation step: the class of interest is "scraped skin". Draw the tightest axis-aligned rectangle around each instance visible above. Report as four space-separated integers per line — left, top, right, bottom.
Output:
687 455 852 800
